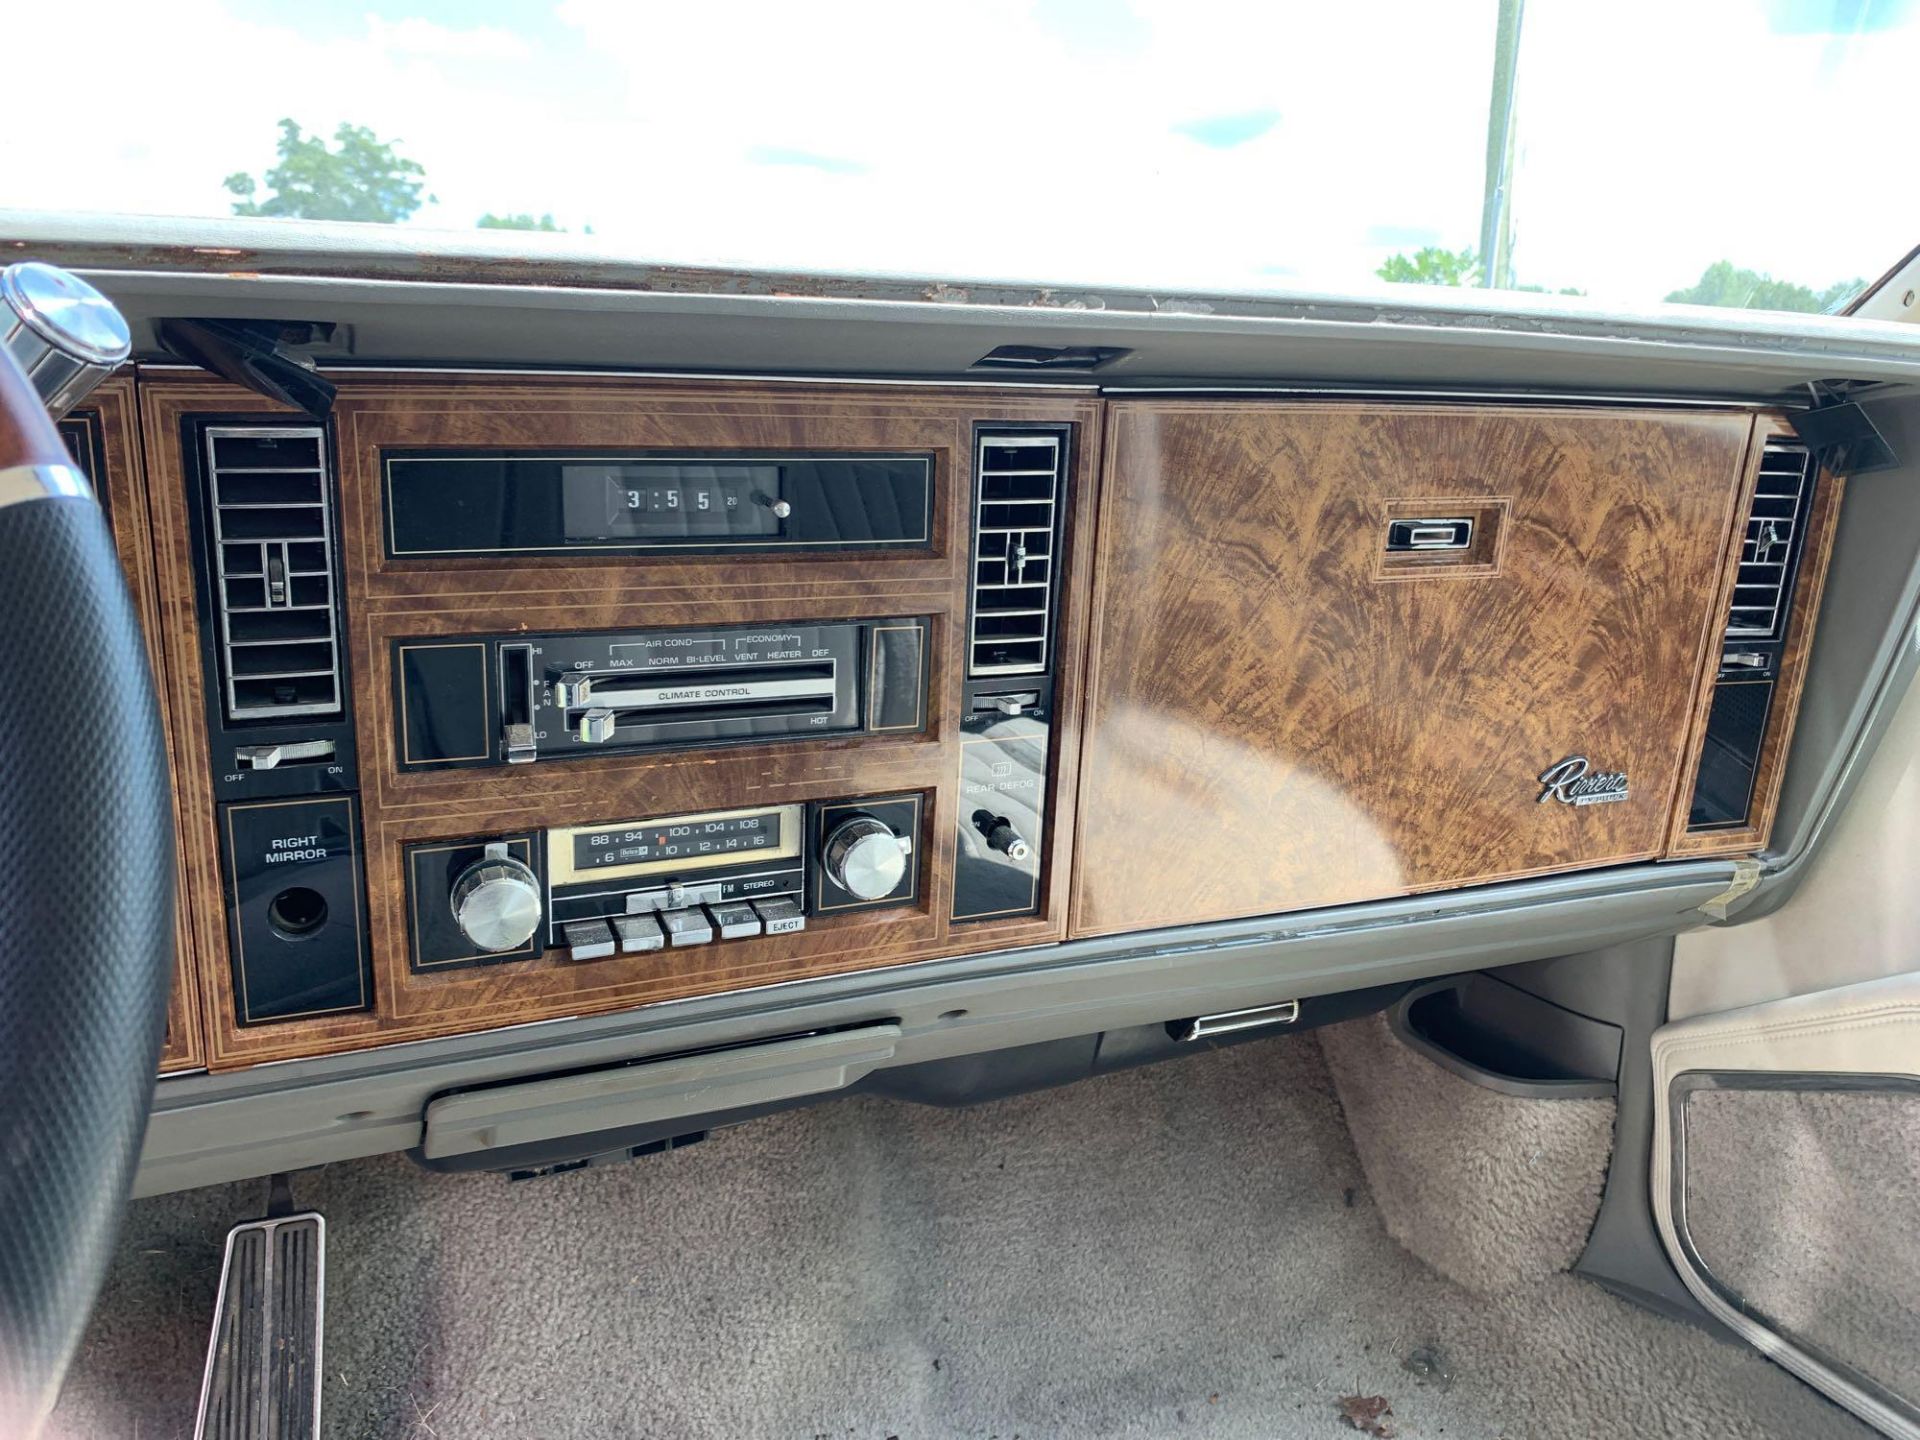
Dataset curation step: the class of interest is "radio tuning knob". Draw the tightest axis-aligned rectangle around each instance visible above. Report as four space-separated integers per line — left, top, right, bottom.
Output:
823 816 911 901
449 842 543 952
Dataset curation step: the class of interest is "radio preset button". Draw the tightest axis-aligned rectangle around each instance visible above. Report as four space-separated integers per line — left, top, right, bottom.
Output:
562 919 616 961
752 897 806 935
706 902 762 939
668 879 724 909
611 914 665 953
660 908 715 946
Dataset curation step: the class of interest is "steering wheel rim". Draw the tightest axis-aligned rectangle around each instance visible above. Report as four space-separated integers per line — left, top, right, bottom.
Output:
0 342 174 1434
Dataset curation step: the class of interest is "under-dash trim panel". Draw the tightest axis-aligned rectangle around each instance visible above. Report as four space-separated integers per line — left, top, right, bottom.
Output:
141 373 1100 1070
1072 400 1757 938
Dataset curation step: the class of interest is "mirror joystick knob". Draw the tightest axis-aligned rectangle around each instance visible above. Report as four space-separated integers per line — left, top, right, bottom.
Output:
823 816 910 901
449 842 543 952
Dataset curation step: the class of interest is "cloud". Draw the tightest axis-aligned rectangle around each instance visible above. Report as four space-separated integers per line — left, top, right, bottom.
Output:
1765 0 1913 33
1175 109 1281 149
747 147 867 176
363 15 531 61
1365 224 1444 250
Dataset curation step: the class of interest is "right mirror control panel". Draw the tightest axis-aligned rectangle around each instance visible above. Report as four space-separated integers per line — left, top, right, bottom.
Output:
404 793 923 974
952 682 1049 922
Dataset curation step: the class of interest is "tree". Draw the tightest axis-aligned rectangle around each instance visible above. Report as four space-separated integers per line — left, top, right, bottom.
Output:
478 213 563 232
1377 246 1480 286
1665 261 1865 314
225 120 427 224
1375 247 1584 295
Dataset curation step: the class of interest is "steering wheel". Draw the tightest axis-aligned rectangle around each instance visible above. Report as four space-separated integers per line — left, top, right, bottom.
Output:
0 267 175 1436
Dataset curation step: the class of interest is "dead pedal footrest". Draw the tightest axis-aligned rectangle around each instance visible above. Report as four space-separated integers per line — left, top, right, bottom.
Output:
194 1212 325 1440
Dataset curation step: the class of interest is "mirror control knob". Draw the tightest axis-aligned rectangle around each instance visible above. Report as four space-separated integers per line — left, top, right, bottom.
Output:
823 816 910 901
449 842 543 952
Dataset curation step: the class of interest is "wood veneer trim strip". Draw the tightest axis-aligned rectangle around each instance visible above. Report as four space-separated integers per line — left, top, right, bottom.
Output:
1666 413 1844 858
86 377 206 1072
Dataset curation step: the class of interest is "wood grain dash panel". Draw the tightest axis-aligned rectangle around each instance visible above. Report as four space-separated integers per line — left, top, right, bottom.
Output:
140 373 1099 1069
74 377 206 1071
1071 400 1753 939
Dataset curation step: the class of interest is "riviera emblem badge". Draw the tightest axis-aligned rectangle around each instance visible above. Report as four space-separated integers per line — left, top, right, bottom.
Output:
1536 755 1629 806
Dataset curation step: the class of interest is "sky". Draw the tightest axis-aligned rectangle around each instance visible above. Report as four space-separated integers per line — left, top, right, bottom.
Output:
6 0 1916 309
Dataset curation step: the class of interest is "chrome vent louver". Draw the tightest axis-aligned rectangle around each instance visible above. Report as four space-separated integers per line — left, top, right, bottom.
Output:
1727 439 1814 643
968 431 1064 676
205 426 343 720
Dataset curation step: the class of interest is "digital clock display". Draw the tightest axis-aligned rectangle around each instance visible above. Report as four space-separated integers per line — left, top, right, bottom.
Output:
559 463 784 541
571 811 783 871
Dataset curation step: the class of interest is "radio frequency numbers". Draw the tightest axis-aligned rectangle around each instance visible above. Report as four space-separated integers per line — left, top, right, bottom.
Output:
574 812 782 870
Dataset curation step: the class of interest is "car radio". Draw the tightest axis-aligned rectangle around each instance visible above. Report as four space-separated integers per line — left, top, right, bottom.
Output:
393 616 930 770
403 795 923 972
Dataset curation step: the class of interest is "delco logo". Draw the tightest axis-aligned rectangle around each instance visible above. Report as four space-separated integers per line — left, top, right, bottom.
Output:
1536 755 1629 807
659 685 752 703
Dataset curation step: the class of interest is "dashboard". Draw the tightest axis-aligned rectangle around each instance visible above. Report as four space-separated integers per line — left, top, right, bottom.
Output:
65 368 1837 1075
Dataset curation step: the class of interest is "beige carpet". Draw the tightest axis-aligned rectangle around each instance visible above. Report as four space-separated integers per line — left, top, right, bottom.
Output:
1321 1011 1615 1292
51 1029 1867 1438
1687 1085 1920 1409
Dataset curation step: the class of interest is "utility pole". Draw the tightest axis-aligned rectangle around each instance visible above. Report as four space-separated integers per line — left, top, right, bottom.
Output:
1478 0 1525 289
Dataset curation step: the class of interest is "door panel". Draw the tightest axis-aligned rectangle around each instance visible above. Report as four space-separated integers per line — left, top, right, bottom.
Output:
1684 1081 1920 1403
1659 669 1920 1437
1670 674 1920 1021
1651 976 1920 1435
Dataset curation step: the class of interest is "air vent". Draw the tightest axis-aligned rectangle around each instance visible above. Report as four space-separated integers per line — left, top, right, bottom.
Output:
205 426 343 720
1727 439 1815 643
969 431 1065 676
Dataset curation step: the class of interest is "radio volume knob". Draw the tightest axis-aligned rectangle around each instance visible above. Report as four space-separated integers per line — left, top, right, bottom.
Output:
823 817 910 902
449 842 543 952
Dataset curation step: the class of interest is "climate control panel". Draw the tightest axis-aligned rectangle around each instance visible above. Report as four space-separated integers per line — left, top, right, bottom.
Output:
404 794 922 973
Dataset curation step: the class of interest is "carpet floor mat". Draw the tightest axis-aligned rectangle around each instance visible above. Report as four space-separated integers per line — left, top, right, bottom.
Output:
51 1033 1868 1438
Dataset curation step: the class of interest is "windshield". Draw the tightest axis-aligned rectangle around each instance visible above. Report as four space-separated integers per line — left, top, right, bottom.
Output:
10 0 1913 318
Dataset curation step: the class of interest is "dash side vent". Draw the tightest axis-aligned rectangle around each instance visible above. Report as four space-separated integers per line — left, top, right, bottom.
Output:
1727 439 1814 644
1684 434 1823 836
205 425 343 721
968 431 1065 677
